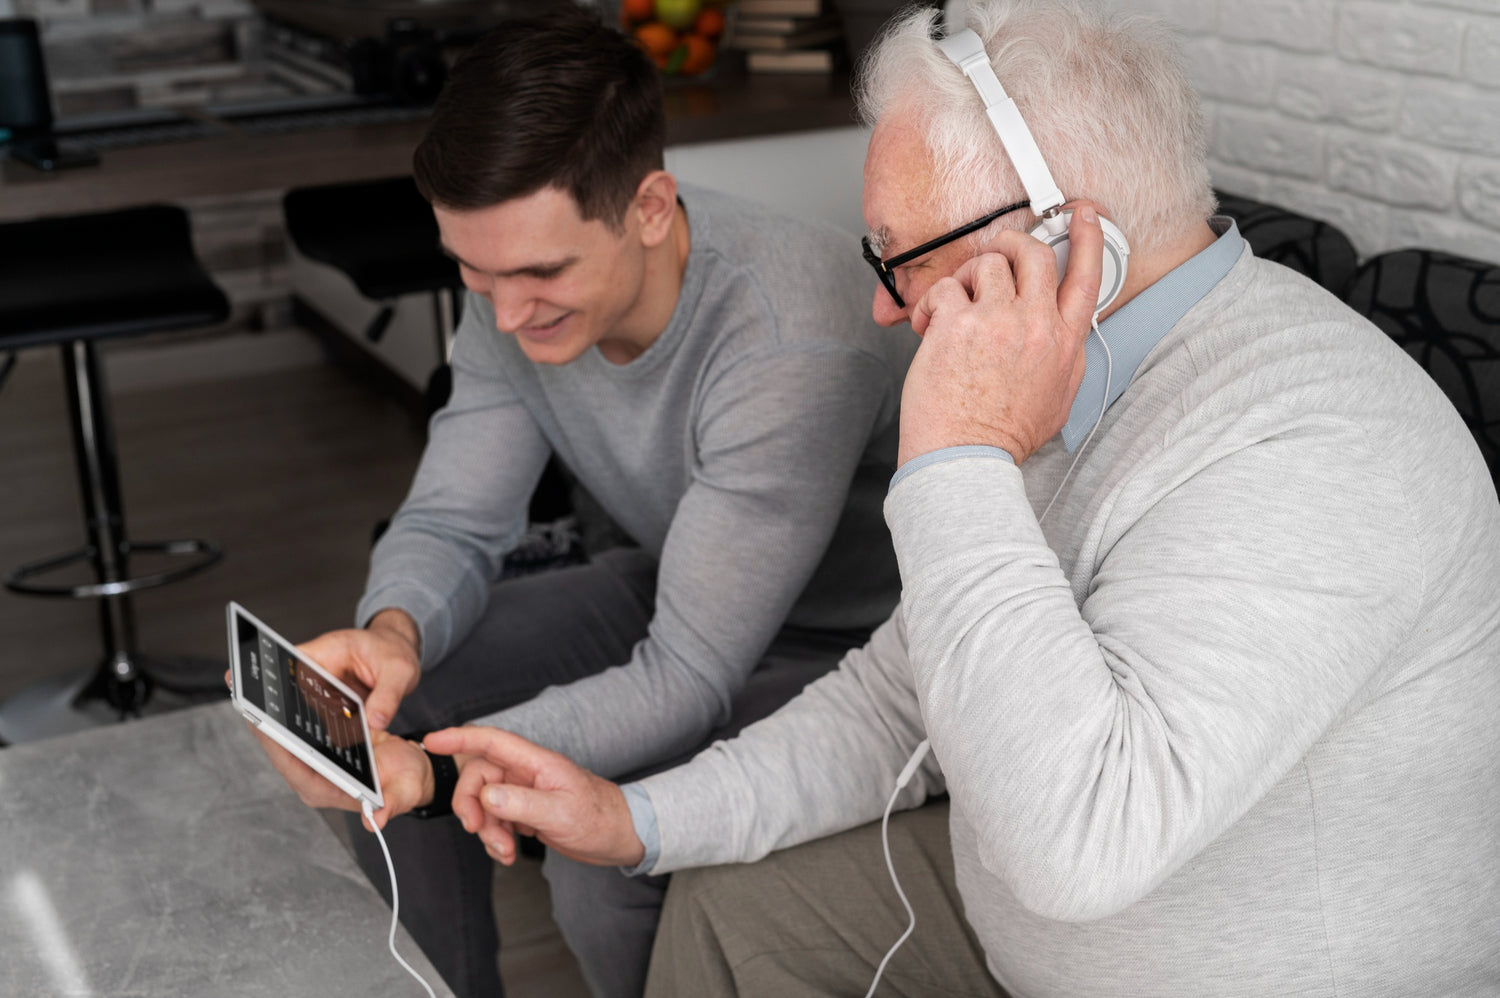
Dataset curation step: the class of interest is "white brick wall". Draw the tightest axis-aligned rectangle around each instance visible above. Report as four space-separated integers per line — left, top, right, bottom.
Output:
1109 0 1500 265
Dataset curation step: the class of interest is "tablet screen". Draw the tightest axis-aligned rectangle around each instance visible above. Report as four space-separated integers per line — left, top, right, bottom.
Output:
234 613 378 797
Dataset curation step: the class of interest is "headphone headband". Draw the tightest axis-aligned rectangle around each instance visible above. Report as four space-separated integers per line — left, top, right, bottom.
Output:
936 29 1065 222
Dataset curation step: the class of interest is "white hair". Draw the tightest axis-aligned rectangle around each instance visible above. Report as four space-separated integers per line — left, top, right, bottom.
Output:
856 0 1216 255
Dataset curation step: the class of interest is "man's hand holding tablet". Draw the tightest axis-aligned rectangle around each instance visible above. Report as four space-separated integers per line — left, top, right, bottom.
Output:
300 607 423 733
247 724 433 830
227 602 440 830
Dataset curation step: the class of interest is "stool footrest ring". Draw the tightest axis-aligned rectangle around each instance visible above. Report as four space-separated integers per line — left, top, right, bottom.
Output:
4 539 223 598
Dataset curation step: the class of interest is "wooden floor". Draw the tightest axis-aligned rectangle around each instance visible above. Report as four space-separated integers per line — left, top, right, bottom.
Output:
0 336 590 998
0 340 424 690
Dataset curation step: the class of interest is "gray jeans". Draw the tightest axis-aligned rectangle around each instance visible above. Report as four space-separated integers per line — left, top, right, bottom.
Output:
345 548 866 998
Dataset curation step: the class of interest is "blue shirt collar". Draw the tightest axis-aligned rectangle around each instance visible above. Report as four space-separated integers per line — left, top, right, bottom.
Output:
1061 217 1244 451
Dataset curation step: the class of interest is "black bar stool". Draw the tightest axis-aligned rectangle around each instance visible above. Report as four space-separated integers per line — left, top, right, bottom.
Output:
283 176 463 408
284 176 593 564
0 204 230 742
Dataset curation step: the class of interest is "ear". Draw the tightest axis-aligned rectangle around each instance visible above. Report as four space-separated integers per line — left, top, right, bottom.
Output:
632 170 680 248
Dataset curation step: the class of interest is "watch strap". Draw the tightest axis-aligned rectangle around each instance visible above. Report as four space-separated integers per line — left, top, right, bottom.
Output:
404 730 459 819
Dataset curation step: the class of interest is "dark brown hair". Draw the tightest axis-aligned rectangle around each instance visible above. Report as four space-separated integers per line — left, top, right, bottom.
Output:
412 5 666 229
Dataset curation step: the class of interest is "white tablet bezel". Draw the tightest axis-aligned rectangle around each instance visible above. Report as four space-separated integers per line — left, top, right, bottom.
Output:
226 601 384 810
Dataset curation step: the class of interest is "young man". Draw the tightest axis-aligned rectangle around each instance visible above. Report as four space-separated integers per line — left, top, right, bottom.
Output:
247 8 917 997
425 1 1500 995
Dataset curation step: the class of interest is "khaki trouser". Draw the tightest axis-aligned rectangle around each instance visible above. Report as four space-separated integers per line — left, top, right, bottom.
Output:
646 800 1009 998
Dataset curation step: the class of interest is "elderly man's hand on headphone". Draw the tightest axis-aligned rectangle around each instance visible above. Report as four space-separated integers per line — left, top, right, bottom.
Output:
900 203 1105 467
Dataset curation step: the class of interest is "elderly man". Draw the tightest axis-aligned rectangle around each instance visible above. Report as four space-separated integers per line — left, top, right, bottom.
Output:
423 1 1500 995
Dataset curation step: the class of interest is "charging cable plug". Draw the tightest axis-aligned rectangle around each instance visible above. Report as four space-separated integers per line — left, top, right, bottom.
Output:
895 739 931 789
863 739 933 998
363 799 438 998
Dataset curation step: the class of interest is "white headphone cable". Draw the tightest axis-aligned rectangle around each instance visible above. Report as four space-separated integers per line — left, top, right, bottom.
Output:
362 799 438 998
863 738 932 998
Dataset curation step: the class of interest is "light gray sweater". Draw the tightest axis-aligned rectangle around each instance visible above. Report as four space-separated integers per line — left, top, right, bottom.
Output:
358 184 919 778
637 245 1500 995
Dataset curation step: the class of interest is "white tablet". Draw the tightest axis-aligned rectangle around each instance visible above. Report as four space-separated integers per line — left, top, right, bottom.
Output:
226 601 383 810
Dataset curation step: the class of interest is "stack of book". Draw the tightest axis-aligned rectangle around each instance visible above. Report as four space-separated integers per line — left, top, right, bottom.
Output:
728 0 845 74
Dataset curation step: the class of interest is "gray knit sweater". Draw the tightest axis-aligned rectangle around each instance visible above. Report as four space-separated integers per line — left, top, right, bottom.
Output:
638 246 1500 995
357 184 919 778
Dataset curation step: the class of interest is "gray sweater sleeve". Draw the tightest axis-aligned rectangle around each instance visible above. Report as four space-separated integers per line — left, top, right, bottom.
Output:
640 418 1423 915
356 315 552 666
471 344 896 779
636 606 943 870
884 432 1423 921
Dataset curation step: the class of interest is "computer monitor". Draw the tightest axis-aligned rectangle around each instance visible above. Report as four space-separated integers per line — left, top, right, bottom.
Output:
0 18 53 135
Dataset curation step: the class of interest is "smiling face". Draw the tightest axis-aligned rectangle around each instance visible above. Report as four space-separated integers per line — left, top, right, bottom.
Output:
862 107 985 328
436 186 655 366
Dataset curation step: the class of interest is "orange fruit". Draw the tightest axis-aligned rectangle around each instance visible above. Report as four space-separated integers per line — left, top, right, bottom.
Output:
693 8 725 38
678 35 716 75
622 0 654 23
633 22 679 61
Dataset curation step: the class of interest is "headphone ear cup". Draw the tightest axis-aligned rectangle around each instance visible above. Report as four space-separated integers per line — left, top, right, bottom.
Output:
1031 212 1131 314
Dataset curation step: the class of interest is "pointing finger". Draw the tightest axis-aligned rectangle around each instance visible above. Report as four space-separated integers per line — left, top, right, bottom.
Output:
423 726 561 780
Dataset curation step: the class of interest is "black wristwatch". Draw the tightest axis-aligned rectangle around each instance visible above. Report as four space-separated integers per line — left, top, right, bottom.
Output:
404 731 459 819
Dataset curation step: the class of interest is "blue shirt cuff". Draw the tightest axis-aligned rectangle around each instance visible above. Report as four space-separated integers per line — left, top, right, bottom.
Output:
889 445 1015 491
619 782 660 877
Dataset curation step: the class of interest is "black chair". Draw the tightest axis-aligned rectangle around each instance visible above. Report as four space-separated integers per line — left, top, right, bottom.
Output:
0 204 230 742
1345 248 1500 489
1215 190 1360 299
291 179 598 570
283 176 463 412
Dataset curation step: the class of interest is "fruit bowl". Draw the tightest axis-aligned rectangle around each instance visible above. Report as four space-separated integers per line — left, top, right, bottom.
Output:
622 0 730 77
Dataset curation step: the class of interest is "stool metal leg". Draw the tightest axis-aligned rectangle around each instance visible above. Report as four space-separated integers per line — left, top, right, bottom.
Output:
0 339 224 742
5 340 223 605
61 340 150 715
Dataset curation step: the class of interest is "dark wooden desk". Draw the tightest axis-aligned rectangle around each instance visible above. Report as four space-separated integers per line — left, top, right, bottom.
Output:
0 73 858 223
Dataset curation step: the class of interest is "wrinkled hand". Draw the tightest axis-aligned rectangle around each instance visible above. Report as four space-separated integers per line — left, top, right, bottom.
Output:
247 724 432 830
298 609 422 731
900 204 1106 466
423 726 645 870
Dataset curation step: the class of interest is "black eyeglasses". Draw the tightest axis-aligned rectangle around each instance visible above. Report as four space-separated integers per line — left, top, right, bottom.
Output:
860 200 1029 309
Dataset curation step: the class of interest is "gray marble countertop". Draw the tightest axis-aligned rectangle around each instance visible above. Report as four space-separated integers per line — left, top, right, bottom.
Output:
0 701 454 997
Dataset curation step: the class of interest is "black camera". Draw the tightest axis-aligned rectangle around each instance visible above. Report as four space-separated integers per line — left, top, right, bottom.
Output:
347 19 447 105
256 1 462 106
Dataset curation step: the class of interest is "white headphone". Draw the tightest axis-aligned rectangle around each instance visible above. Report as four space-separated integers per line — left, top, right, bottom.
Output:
937 28 1130 313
